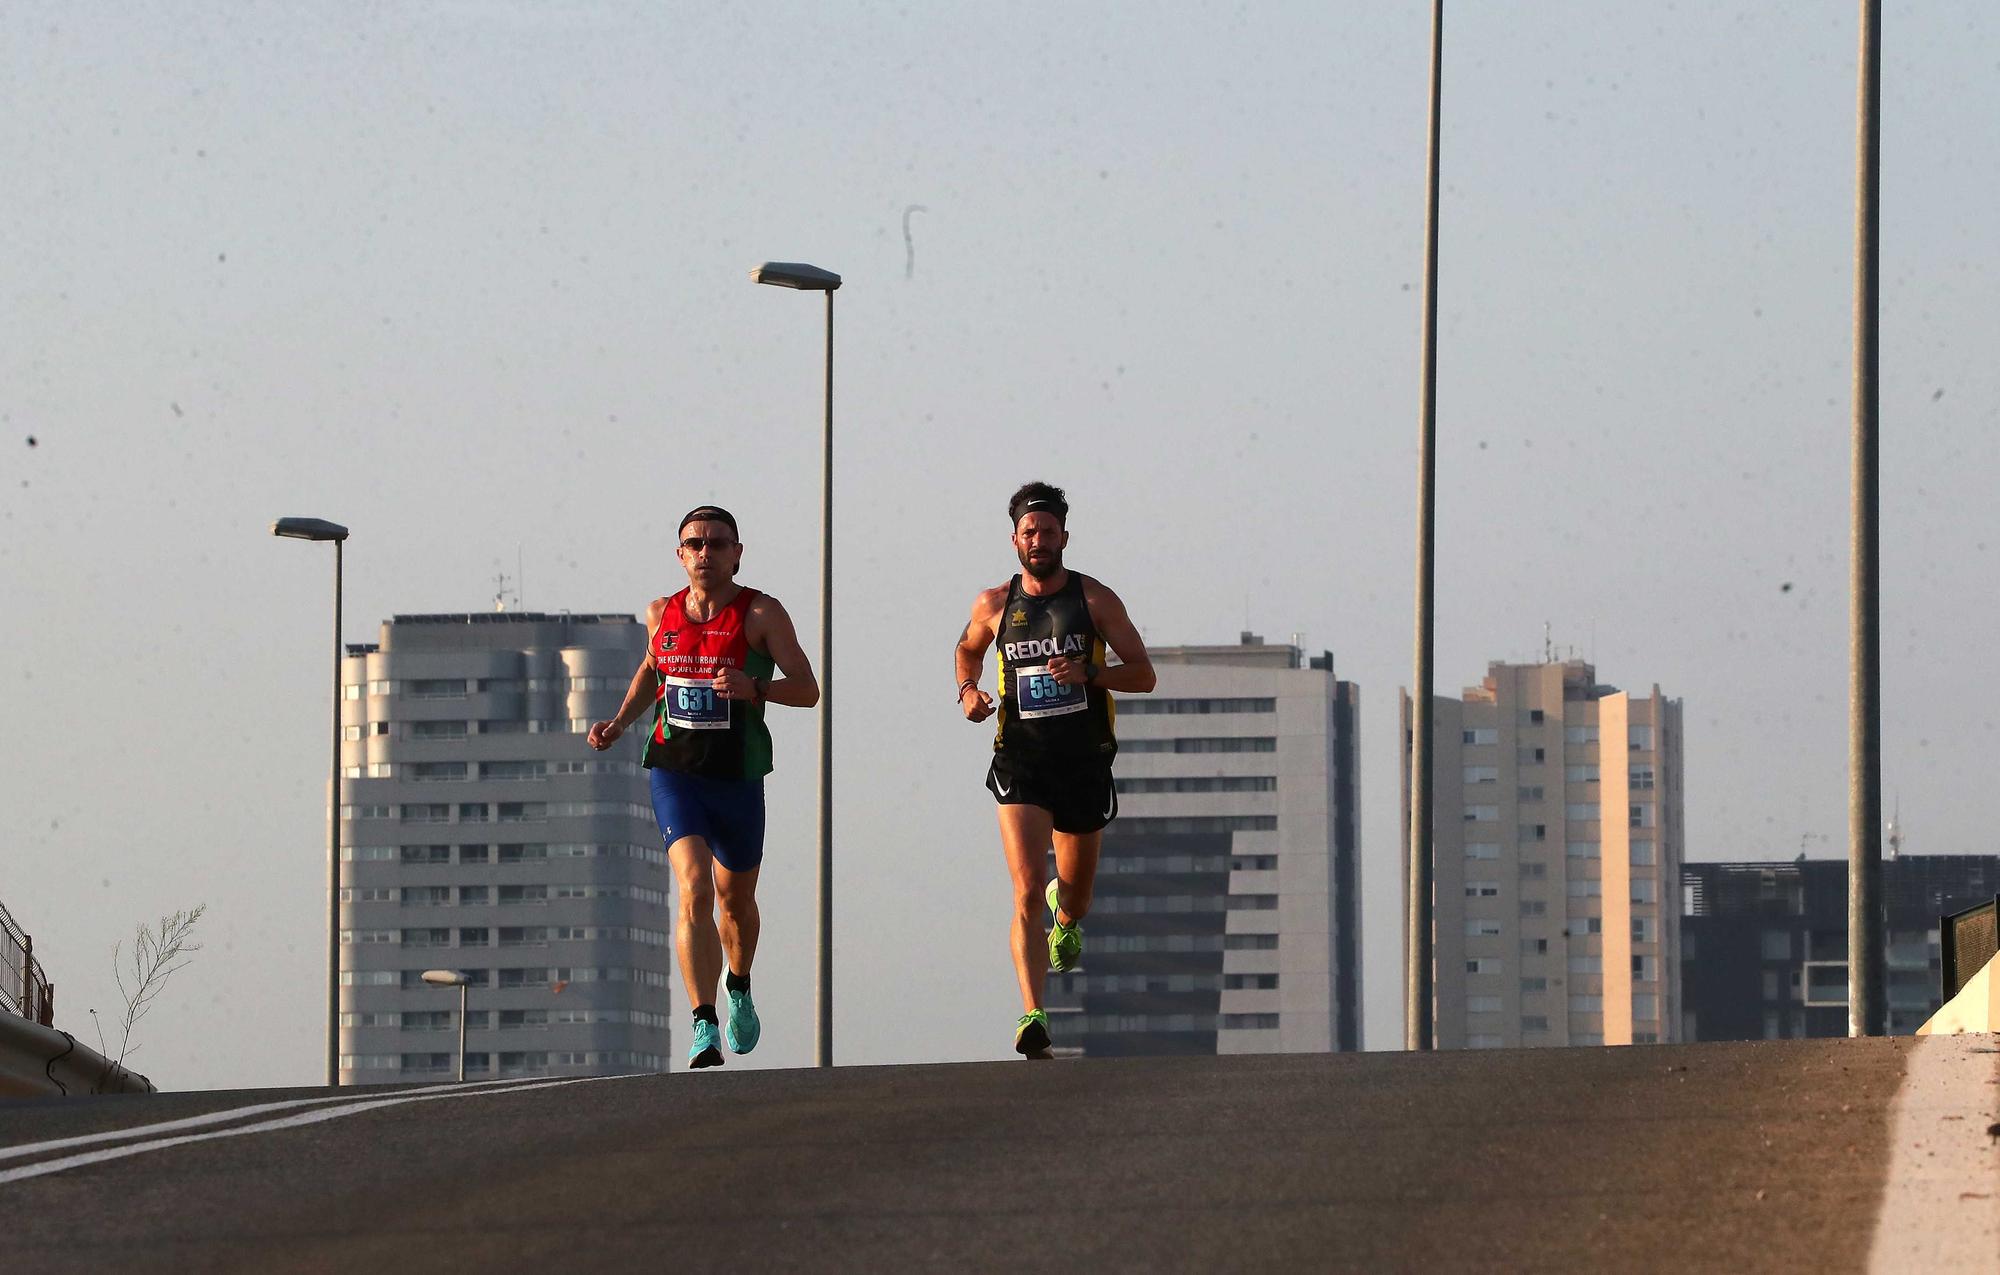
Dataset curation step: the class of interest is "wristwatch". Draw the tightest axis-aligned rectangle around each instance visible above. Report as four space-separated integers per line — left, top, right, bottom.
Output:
1083 660 1101 684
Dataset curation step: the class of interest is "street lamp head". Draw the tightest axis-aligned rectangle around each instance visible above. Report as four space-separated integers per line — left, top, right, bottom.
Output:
272 517 350 542
751 262 841 291
421 970 469 987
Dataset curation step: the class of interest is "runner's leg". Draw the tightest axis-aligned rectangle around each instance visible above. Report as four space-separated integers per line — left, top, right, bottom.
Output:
669 835 723 1011
715 863 761 979
1051 828 1104 927
998 802 1058 1012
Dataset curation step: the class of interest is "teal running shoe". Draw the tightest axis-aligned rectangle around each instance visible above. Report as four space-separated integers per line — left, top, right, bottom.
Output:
1046 879 1082 973
688 1017 723 1069
1015 1009 1052 1059
725 987 760 1054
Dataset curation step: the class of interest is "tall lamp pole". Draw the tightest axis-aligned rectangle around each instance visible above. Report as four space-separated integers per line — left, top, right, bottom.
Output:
750 261 841 1068
1848 0 1885 1037
273 516 350 1085
1407 0 1444 1053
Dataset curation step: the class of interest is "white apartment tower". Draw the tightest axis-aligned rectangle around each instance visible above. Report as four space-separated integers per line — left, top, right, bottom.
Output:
1043 634 1361 1055
337 612 670 1083
1402 660 1685 1048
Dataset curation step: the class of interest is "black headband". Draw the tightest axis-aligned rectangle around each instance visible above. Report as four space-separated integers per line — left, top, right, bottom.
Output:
1011 497 1067 526
678 506 738 537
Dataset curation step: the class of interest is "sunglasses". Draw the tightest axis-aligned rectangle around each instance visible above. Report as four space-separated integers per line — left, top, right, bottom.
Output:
681 536 737 552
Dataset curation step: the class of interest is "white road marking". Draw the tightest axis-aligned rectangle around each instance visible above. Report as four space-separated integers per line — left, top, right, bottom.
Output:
1867 1035 2000 1272
0 1074 559 1165
0 1073 630 1186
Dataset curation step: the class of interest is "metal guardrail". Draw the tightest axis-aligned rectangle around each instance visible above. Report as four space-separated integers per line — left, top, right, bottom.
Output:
1 899 57 1027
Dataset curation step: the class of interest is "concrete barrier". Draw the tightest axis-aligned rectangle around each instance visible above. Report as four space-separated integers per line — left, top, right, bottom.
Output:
1915 950 1997 1036
0 1013 155 1098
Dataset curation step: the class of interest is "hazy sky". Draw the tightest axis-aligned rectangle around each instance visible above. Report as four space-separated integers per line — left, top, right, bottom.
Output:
5 2 1996 1088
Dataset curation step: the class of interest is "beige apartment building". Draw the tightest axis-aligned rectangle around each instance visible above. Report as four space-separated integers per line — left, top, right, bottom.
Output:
1400 660 1684 1048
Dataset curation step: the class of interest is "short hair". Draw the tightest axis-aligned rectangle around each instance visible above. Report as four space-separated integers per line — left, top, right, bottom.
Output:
678 505 738 537
1008 481 1068 527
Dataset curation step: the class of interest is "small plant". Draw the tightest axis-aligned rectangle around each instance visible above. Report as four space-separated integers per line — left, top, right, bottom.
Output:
94 904 207 1073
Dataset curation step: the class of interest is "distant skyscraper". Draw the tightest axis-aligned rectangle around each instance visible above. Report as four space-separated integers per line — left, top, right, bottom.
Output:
337 612 670 1083
1681 855 2000 1039
1043 634 1361 1056
1403 660 1685 1048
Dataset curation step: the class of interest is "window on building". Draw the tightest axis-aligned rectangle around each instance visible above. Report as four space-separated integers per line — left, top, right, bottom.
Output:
1465 882 1500 898
1565 880 1602 897
1566 841 1599 858
1466 958 1500 974
1520 977 1548 993
1628 725 1653 750
1518 824 1547 842
1523 938 1549 955
1631 879 1657 904
1466 1034 1505 1049
1633 994 1659 1021
1467 995 1503 1013
498 884 548 904
1630 803 1655 828
1119 697 1275 715
1632 916 1655 943
1568 956 1602 974
408 762 467 783
407 679 468 699
1518 746 1546 765
1464 765 1500 785
1564 726 1599 744
1529 709 1545 723
1521 1015 1549 1031
411 720 468 740
1466 920 1502 937
1465 805 1499 822
1565 803 1601 821
458 927 489 946
1519 862 1546 879
1224 934 1279 950
1520 900 1547 916
483 761 548 781
1569 995 1603 1013
1223 973 1280 990
1115 775 1277 794
400 928 452 947
1464 843 1500 860
1629 766 1655 790
1565 765 1599 782
1761 930 1792 960
1630 840 1656 865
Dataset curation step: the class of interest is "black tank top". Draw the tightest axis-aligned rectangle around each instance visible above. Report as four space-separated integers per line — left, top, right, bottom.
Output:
993 572 1116 761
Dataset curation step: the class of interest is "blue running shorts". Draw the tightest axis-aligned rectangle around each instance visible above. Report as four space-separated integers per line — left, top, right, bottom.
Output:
648 768 767 872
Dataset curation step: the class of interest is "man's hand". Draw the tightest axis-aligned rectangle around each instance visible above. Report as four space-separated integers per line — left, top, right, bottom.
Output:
586 720 624 751
960 685 995 722
713 667 760 701
1047 654 1093 688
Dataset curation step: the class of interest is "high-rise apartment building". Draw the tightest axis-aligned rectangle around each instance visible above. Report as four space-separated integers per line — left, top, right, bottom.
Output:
1681 855 2000 1039
1042 634 1361 1056
337 612 671 1083
1402 660 1684 1048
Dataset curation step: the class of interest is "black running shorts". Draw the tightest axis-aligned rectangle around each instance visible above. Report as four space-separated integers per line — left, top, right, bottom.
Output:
985 753 1118 835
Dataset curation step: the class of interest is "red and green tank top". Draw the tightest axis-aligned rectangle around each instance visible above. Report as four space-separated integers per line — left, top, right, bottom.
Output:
993 572 1116 762
643 587 776 780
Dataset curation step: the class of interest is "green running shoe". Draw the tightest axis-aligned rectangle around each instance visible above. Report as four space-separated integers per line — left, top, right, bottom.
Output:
1046 879 1082 973
725 987 760 1054
1014 1009 1052 1059
688 1017 723 1069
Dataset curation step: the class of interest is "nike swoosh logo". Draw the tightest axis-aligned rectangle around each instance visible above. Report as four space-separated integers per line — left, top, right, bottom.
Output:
1103 790 1115 819
995 778 1013 797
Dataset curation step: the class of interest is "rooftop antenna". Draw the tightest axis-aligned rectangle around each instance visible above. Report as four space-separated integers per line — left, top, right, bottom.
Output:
517 545 524 613
1885 795 1901 862
492 570 515 613
1543 621 1554 664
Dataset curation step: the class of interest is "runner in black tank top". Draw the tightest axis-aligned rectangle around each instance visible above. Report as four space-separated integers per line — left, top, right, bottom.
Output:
954 482 1156 1058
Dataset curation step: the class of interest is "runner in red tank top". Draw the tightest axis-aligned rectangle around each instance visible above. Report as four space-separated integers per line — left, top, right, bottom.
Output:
588 506 818 1069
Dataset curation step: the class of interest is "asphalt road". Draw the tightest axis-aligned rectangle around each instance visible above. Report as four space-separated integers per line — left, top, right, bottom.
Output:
3 1036 1994 1272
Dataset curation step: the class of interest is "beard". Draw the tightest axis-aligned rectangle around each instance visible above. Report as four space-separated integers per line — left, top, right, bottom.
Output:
1018 546 1063 580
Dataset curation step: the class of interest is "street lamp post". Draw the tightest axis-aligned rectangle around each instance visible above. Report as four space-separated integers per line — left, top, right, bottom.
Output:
750 261 841 1069
422 970 471 1082
1848 0 1886 1037
273 516 350 1086
1407 0 1444 1053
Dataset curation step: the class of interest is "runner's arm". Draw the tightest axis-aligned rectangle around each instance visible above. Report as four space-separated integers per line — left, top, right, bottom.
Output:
588 600 665 749
1072 581 1155 694
954 588 1005 722
732 595 819 708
